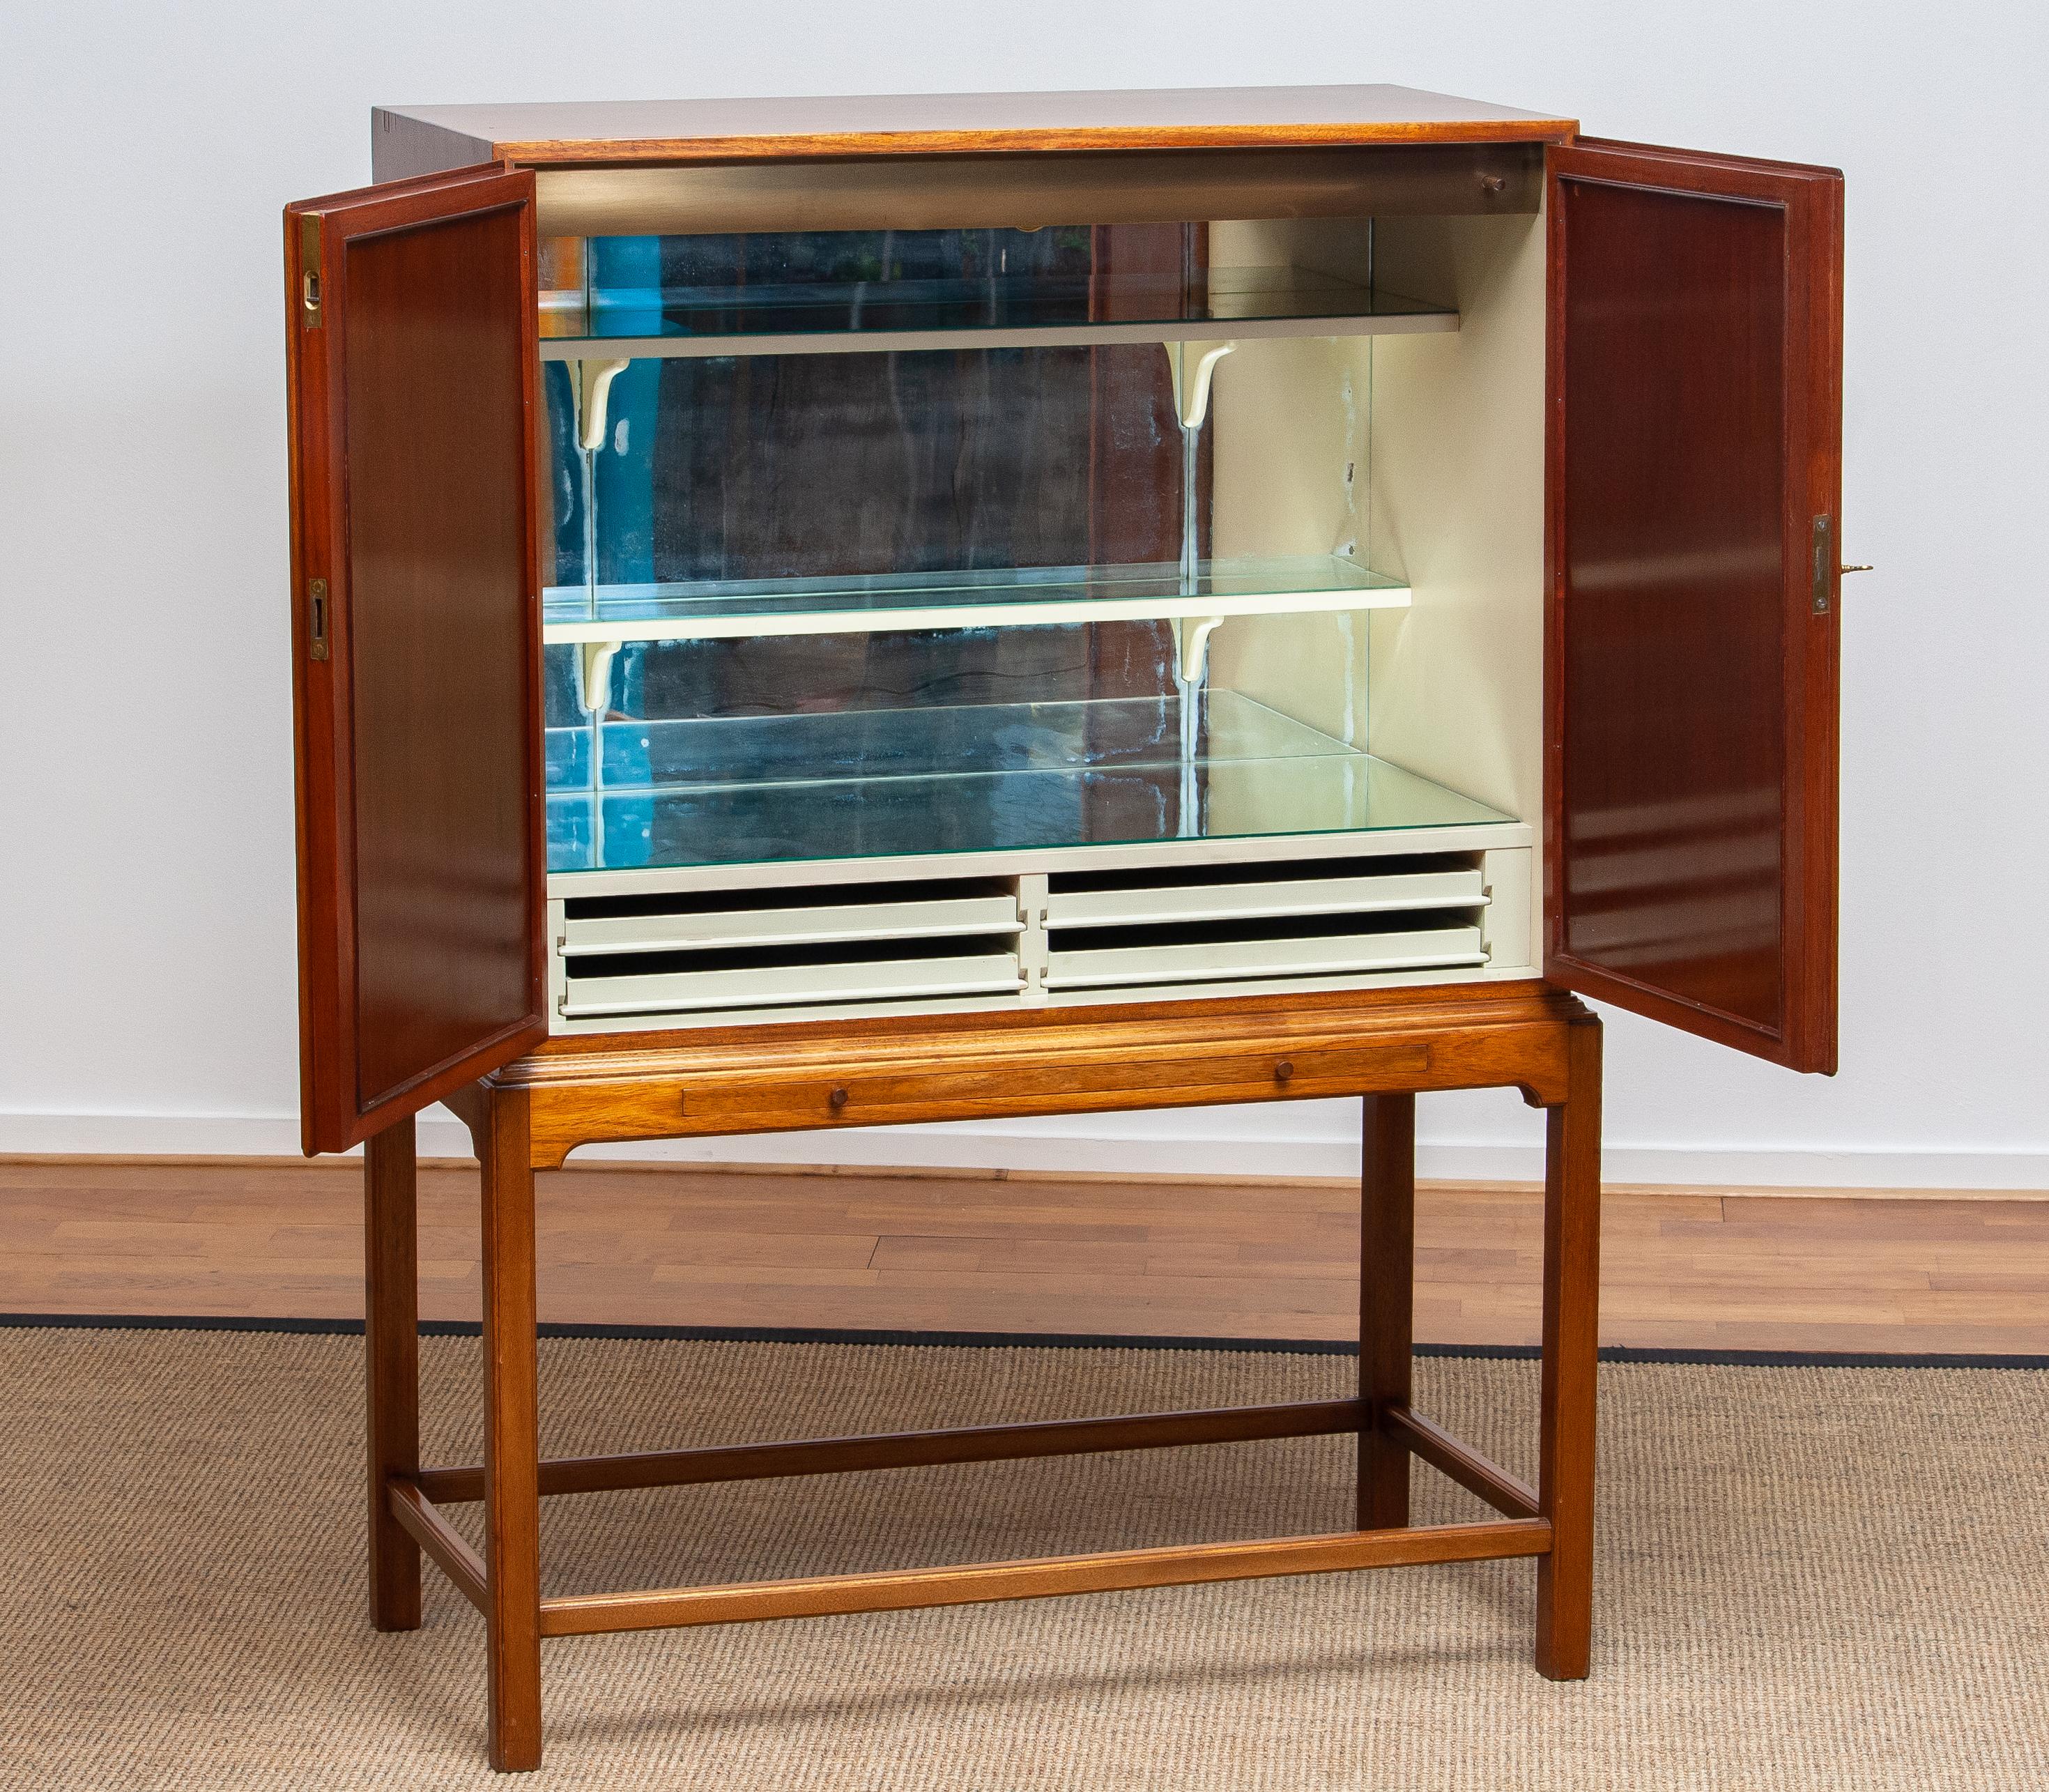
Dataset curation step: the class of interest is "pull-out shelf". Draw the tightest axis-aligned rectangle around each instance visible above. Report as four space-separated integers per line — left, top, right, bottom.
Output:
562 891 1022 957
558 876 1029 1019
562 947 1027 1019
1045 918 1487 991
1044 862 1486 929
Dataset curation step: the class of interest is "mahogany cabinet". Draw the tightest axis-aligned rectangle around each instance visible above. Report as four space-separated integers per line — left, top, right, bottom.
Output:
281 86 1843 1770
286 84 1842 1157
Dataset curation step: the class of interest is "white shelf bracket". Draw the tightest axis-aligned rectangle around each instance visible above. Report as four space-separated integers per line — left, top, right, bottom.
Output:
1172 614 1225 689
578 639 623 715
576 358 632 453
1162 339 1237 432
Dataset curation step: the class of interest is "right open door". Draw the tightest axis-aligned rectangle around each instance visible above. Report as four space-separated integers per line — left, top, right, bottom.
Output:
1544 138 1844 1072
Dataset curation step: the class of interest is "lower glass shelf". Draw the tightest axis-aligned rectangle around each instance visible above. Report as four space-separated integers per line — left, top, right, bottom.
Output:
546 693 1512 873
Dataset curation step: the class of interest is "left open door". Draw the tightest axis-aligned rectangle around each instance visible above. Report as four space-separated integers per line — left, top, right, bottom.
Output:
285 166 546 1154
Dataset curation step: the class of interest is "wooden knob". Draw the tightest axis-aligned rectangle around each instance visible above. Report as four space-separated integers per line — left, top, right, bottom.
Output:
827 1085 850 1110
1275 1060 1294 1084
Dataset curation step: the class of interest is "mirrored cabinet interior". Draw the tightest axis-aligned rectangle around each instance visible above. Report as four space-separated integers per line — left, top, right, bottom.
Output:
533 201 1537 1031
285 88 1843 1154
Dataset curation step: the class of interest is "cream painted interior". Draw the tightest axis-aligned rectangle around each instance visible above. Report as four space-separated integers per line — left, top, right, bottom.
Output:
1366 208 1548 970
1207 208 1548 970
1208 220 1372 747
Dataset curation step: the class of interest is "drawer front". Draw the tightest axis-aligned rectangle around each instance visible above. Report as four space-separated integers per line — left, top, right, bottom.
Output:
1045 866 1484 930
565 894 1021 956
1046 921 1487 991
563 951 1024 1018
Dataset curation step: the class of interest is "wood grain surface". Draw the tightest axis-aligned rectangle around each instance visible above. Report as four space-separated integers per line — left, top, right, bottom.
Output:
3 1158 2043 1354
535 1518 1551 1638
1544 139 1844 1072
500 983 1580 1166
372 85 1577 170
284 167 547 1153
478 1094 542 1772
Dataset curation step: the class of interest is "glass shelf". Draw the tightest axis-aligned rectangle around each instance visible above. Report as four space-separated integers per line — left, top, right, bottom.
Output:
543 555 1409 644
545 693 1513 873
538 266 1455 360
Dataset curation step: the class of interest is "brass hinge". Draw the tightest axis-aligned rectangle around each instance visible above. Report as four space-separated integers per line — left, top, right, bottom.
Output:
307 577 330 660
299 215 323 328
1811 515 1832 615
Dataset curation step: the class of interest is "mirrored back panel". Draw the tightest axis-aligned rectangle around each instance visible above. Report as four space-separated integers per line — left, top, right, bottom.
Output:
535 216 1524 906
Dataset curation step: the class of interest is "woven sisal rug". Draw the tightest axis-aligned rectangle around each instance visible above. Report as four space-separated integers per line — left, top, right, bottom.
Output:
1 1327 2043 1790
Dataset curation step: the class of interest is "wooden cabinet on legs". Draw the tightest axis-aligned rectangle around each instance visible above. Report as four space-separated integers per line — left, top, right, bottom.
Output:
285 84 1844 1770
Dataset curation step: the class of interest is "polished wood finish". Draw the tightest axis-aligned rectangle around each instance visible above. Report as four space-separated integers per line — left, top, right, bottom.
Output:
500 983 1575 1167
1535 1014 1602 1679
1386 1407 1540 1522
406 988 1599 1765
1544 139 1844 1073
408 1394 1543 1531
371 86 1578 175
415 1397 1364 1506
479 1090 542 1773
1358 1094 1415 1530
387 1479 487 1614
536 1519 1554 1638
8 1160 2040 1354
284 167 547 1155
362 1121 420 1630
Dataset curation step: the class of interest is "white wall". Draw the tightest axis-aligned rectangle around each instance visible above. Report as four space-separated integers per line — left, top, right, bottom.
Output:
2 0 2044 1189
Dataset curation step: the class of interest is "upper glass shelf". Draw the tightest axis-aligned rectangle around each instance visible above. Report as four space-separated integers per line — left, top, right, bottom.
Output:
542 555 1410 645
537 265 1455 360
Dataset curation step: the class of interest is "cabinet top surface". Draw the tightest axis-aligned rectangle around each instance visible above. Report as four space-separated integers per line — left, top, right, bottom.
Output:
376 84 1577 164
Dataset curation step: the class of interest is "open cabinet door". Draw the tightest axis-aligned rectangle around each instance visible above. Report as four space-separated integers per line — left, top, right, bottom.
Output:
285 166 545 1153
1545 139 1843 1072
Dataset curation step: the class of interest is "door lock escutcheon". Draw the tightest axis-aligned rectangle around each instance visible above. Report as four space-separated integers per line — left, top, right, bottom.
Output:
1811 519 1870 614
299 215 323 326
307 577 330 660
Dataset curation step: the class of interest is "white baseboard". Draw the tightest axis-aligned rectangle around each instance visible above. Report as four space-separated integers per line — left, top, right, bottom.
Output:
1 1108 2044 1193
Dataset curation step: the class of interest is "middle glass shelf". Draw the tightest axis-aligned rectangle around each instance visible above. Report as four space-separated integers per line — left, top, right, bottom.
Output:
542 554 1410 644
538 252 1414 650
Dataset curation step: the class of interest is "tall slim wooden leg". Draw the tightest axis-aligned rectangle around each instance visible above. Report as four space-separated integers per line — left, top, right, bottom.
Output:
1535 1016 1602 1680
480 1087 543 1772
1358 1092 1416 1531
364 1117 421 1631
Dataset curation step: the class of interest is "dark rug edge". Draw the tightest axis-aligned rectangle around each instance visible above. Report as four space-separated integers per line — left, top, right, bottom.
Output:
0 1312 2042 1371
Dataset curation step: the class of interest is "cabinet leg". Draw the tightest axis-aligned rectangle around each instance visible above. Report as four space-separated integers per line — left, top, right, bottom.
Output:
481 1089 543 1772
1535 1017 1602 1680
1358 1093 1415 1531
364 1118 421 1631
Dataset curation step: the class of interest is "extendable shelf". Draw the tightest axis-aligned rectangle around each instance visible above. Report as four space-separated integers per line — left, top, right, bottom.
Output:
542 555 1410 647
537 268 1456 360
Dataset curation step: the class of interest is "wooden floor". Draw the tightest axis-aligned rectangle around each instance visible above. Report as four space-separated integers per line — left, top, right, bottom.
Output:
3 1157 2045 1354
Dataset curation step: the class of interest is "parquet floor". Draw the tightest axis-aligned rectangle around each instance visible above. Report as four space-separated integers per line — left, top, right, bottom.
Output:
3 1158 2044 1351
